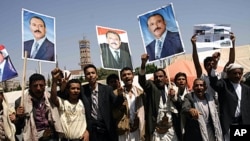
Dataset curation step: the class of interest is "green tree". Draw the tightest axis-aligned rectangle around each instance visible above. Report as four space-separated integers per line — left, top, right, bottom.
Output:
79 76 84 83
134 63 158 75
97 68 118 80
16 84 22 90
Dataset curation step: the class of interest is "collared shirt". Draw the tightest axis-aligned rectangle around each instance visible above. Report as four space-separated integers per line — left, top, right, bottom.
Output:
109 47 120 60
91 84 102 120
30 36 46 56
154 30 167 59
31 96 50 131
230 82 242 117
124 86 138 124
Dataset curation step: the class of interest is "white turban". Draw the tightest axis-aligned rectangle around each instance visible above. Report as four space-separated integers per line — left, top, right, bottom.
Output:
226 63 244 72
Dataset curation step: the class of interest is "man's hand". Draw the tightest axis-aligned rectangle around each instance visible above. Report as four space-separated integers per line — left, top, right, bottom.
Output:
81 130 89 141
191 33 198 44
9 112 16 122
141 53 149 69
16 106 25 118
60 71 71 92
230 32 235 42
189 108 201 120
168 87 176 98
51 68 63 82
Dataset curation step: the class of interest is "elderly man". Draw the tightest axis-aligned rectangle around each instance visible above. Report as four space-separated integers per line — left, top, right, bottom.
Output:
208 63 250 141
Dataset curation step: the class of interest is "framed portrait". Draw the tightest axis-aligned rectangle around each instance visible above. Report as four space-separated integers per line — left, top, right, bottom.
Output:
96 25 133 70
138 3 184 62
22 8 56 63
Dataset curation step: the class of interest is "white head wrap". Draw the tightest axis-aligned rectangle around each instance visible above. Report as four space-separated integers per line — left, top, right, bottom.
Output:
226 63 244 72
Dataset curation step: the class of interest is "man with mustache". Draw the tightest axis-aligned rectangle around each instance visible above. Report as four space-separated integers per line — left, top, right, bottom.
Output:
24 16 55 61
146 13 183 61
100 30 133 69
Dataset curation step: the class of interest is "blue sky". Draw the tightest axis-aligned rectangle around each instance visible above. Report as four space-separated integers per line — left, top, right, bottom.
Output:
1 0 250 81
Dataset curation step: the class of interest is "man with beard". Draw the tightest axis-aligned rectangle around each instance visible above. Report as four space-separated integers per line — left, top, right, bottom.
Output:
182 78 223 141
24 16 55 61
113 67 145 141
100 30 133 69
146 13 183 61
138 53 181 141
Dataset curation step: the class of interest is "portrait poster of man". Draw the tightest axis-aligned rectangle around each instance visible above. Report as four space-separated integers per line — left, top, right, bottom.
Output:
138 3 184 62
0 44 18 82
96 25 133 70
22 8 56 63
194 24 232 48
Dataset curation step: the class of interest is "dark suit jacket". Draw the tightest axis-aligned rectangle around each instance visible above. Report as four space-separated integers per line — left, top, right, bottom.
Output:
209 76 250 135
80 83 118 141
138 73 181 141
146 31 183 61
24 38 55 61
100 43 133 69
1 57 18 81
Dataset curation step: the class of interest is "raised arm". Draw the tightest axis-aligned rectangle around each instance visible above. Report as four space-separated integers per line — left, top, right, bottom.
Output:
138 53 149 88
51 68 61 107
191 34 202 78
224 32 236 71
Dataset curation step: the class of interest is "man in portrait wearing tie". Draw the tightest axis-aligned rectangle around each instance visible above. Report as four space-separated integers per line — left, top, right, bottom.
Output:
100 30 133 69
0 45 18 82
23 16 55 61
146 13 183 61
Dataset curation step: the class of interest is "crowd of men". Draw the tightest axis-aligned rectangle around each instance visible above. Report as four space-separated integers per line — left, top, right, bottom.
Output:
0 33 249 141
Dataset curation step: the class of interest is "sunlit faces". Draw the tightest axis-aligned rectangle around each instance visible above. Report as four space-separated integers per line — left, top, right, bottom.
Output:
204 61 214 72
84 67 98 85
106 32 121 50
30 17 46 41
175 76 187 89
154 70 167 88
227 68 243 83
68 83 81 100
121 70 134 86
147 14 166 39
30 80 46 99
192 79 207 99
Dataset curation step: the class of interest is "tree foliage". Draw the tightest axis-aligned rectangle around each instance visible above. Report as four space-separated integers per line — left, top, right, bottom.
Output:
134 63 158 75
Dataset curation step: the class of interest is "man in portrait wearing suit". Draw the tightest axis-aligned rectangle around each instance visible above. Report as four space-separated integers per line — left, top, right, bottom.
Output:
80 64 118 141
146 13 183 61
100 30 133 69
0 45 18 82
24 16 55 61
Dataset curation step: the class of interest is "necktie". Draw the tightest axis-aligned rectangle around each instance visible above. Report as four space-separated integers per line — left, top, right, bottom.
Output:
161 89 166 104
114 51 120 62
156 40 162 59
31 42 39 58
91 90 98 119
